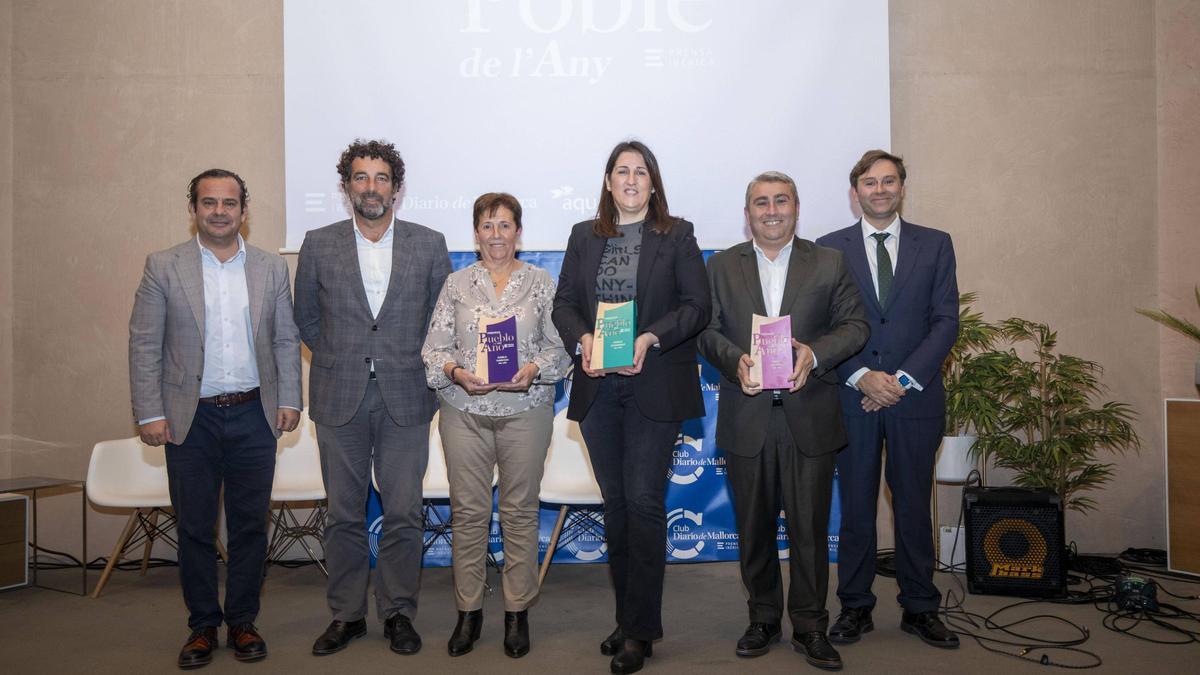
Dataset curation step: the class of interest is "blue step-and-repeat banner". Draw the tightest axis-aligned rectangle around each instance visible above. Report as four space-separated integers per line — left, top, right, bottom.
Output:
366 250 841 568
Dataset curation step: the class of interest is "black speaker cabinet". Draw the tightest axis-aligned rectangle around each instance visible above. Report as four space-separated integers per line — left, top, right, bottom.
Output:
963 486 1066 598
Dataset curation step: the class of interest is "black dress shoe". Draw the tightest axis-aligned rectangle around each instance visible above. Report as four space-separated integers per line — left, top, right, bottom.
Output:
178 626 218 669
447 609 482 657
227 623 267 662
900 611 959 649
600 626 624 656
504 610 530 658
610 638 653 674
829 606 874 644
791 631 843 671
736 622 781 657
311 618 367 656
384 613 422 654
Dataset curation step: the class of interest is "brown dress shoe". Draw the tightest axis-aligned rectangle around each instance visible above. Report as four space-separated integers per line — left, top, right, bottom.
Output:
227 623 268 662
178 626 218 670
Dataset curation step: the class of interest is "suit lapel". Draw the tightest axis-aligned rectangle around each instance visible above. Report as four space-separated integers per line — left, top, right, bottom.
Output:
886 219 921 311
737 245 768 316
842 222 883 315
377 219 413 320
336 221 373 317
581 229 605 322
245 247 266 340
779 237 816 316
635 225 663 321
175 243 206 337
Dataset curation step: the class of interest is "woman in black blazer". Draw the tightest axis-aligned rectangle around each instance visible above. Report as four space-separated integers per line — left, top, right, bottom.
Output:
552 140 710 674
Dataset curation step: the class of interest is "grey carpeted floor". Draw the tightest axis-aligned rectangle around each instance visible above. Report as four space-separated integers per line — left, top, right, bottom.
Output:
2 561 1197 673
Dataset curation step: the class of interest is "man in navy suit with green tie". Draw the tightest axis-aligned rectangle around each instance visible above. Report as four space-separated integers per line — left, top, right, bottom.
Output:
816 150 960 650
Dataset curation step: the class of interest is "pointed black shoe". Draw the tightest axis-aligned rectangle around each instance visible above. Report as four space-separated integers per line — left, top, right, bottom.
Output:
736 622 781 657
791 631 843 671
227 623 267 662
610 638 652 674
900 611 959 649
447 609 482 657
311 619 366 656
384 613 422 655
829 607 874 645
504 610 530 658
600 626 624 656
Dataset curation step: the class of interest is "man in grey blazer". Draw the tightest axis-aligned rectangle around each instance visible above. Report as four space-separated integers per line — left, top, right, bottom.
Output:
295 139 452 656
698 171 868 670
129 168 302 669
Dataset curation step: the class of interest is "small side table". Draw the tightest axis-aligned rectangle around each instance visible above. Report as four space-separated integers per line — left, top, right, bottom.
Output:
0 476 88 596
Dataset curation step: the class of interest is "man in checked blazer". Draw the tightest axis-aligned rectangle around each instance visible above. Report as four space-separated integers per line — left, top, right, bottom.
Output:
129 168 302 669
294 139 451 657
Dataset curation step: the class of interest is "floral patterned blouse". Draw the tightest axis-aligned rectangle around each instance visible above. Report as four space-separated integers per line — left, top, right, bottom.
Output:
422 261 570 416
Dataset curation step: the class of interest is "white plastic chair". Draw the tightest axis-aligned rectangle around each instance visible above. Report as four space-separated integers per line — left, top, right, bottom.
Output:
537 409 605 586
86 437 227 597
266 411 327 576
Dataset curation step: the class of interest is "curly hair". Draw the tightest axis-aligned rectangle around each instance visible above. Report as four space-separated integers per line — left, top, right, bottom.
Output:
336 138 406 188
188 168 248 208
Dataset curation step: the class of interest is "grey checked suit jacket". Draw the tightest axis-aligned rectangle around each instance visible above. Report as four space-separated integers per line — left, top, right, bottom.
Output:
129 240 303 440
294 218 451 428
697 237 869 458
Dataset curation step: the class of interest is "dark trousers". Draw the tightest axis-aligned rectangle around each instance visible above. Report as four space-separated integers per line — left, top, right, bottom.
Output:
725 407 835 632
165 399 277 630
836 410 942 614
316 380 429 623
578 376 681 642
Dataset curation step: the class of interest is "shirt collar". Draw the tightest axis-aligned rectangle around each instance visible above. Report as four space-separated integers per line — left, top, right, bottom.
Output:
861 215 901 242
353 216 395 246
752 237 794 264
196 234 246 264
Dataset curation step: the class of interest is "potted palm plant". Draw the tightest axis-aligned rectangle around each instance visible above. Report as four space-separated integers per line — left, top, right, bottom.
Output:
973 318 1141 512
938 293 1003 481
1136 286 1200 390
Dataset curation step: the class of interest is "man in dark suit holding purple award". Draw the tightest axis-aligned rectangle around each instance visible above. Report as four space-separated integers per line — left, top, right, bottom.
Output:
699 171 867 670
816 150 960 650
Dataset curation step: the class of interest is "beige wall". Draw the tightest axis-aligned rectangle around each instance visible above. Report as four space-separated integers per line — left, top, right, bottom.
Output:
0 1 1196 558
0 0 13 478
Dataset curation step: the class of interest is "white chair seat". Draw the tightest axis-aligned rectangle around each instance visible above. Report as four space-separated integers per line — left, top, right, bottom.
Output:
537 409 605 586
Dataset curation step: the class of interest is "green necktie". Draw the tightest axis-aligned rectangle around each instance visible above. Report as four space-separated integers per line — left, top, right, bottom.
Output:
871 232 893 306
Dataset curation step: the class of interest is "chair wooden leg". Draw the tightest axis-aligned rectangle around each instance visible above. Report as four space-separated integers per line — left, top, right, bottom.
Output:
538 505 569 587
139 510 159 576
91 510 140 598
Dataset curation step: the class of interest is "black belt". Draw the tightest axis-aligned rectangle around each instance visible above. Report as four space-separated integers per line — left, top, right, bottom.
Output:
199 388 260 408
771 390 784 407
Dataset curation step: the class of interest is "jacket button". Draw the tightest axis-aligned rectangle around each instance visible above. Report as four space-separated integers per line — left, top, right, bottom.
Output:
871 350 879 356
880 318 888 324
364 357 372 364
372 325 379 331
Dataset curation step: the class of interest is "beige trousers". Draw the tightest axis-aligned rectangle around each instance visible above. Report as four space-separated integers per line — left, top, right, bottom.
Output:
438 402 553 611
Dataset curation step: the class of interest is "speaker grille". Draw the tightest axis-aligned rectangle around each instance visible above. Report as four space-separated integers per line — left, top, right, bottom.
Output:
964 487 1066 598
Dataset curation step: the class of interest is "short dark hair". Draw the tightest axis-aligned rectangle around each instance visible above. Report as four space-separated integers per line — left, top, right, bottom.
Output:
473 192 523 230
188 168 248 208
337 138 406 188
850 149 906 187
594 140 675 237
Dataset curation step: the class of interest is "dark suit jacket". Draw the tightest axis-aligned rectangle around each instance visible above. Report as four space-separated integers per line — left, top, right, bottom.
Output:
698 238 868 458
816 220 958 419
129 240 303 440
294 218 452 427
552 218 711 422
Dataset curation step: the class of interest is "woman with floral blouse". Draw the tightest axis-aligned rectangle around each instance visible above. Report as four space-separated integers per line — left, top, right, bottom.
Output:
421 192 570 660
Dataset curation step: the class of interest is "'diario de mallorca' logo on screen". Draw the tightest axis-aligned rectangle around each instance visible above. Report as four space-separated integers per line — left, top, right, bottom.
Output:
668 433 723 485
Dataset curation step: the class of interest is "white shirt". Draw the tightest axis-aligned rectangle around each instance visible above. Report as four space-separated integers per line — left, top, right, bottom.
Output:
847 216 921 391
198 235 260 398
354 217 394 320
752 238 817 370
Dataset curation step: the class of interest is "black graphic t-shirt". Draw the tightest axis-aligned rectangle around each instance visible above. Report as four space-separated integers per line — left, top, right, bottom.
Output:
595 220 643 303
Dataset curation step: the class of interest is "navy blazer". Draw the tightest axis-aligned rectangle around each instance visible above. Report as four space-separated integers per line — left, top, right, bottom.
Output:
552 218 711 423
816 220 958 419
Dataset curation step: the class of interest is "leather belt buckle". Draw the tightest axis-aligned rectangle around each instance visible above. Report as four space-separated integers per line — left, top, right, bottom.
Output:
200 388 260 408
771 390 784 407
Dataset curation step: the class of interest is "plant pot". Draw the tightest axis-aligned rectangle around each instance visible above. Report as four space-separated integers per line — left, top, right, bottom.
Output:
936 435 977 483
